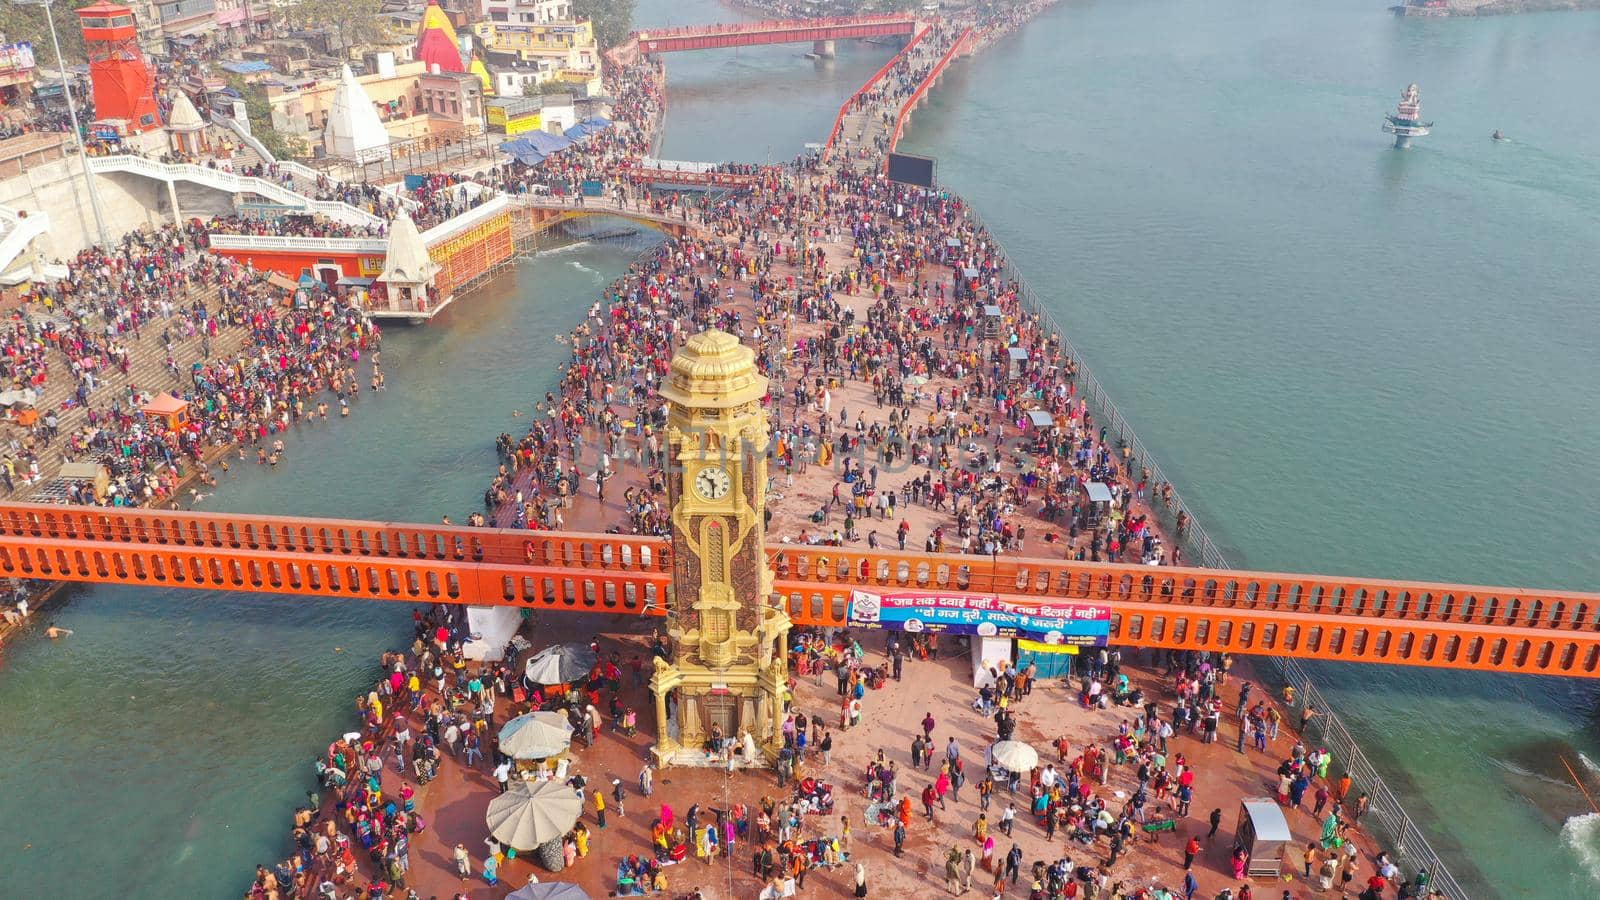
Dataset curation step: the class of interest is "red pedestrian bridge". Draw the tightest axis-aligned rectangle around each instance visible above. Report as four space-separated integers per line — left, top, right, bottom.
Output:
3 503 1600 679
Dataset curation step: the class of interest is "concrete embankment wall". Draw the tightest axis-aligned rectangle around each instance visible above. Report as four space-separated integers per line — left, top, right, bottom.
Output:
1435 0 1598 13
0 161 164 260
1 162 239 262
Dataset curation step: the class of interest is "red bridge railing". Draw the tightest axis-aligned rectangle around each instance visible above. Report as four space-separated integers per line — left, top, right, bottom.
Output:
887 27 972 163
5 503 1600 676
823 25 932 162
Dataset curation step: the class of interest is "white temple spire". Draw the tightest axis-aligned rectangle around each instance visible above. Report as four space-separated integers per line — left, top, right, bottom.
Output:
325 65 391 163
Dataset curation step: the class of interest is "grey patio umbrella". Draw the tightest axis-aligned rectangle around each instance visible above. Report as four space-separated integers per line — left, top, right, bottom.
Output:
506 882 592 900
499 710 575 760
524 643 598 685
485 779 583 850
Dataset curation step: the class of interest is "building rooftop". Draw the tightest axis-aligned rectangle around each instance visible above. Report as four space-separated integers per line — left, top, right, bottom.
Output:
419 70 481 85
485 96 543 117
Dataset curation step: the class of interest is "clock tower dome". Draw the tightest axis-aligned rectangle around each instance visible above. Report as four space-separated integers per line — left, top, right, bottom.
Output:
649 330 792 766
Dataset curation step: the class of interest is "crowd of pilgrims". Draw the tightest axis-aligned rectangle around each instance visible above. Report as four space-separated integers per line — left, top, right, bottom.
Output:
467 158 1185 570
3 219 379 503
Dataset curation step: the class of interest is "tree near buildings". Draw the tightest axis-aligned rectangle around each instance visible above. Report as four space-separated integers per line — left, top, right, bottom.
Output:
224 74 307 159
572 0 636 49
276 0 385 50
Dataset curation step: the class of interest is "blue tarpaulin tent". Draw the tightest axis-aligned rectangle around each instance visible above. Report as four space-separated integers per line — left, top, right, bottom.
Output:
498 140 547 166
563 116 613 139
220 60 274 75
499 132 573 165
522 131 574 153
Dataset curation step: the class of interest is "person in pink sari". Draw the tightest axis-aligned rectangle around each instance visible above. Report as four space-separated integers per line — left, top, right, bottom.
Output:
1231 846 1249 879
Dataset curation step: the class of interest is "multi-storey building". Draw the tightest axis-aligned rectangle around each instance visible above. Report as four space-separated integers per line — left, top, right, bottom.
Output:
471 0 601 97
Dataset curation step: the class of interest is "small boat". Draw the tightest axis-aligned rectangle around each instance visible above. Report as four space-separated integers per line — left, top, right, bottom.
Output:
1491 129 1509 142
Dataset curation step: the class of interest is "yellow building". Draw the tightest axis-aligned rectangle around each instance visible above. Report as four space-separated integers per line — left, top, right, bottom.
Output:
473 18 603 97
485 97 543 136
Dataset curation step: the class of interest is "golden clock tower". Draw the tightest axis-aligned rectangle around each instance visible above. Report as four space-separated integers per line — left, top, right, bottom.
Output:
649 330 792 766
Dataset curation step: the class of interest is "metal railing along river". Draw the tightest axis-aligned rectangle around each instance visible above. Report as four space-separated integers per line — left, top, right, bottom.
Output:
958 203 1472 898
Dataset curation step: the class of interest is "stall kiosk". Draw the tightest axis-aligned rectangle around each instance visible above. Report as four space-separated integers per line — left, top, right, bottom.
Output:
980 304 1004 340
58 461 111 501
1235 799 1291 878
1024 410 1054 432
140 393 189 431
1006 346 1029 379
1083 481 1114 525
957 267 982 301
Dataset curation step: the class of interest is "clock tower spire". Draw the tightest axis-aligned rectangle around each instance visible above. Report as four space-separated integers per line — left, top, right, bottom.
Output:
649 330 792 766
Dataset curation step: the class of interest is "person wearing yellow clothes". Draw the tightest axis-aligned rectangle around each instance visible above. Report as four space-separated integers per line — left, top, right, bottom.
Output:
366 693 383 726
594 789 607 828
652 869 668 893
573 823 590 857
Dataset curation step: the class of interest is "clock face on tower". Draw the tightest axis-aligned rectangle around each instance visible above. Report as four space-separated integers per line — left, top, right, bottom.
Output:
694 466 732 501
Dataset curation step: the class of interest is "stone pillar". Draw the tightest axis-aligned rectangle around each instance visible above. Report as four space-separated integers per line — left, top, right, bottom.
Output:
650 662 680 766
680 694 702 747
813 40 835 58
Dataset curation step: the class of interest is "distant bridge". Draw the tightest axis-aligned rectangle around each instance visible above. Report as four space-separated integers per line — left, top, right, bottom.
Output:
516 197 693 239
609 14 918 64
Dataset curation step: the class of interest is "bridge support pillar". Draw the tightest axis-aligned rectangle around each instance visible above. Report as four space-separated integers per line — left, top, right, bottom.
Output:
813 39 835 58
166 180 182 227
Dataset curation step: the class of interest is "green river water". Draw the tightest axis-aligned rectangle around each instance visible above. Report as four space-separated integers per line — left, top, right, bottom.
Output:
1 0 1598 895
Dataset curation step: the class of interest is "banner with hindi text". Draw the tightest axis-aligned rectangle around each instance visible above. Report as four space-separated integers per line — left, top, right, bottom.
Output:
848 590 1110 646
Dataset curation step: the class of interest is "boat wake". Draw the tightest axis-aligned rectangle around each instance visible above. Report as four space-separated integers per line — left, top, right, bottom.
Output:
1562 813 1600 883
568 260 599 276
536 241 592 256
1489 755 1570 786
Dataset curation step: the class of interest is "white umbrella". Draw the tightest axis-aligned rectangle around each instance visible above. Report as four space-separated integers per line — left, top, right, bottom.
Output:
499 711 575 760
524 643 597 685
990 740 1039 772
486 779 584 850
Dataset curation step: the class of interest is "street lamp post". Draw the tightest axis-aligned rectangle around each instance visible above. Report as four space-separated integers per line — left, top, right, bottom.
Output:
29 0 111 246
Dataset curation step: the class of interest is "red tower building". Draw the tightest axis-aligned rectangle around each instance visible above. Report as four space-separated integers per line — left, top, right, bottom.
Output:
78 1 160 134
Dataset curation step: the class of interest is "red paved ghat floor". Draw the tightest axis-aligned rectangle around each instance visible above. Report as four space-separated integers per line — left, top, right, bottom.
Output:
304 623 1384 900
